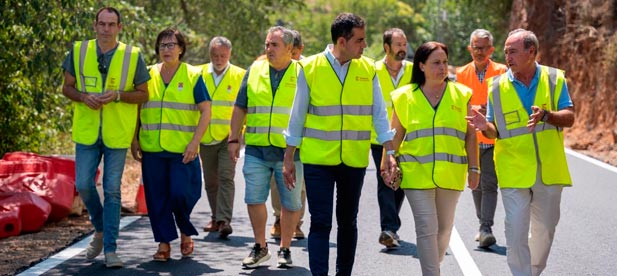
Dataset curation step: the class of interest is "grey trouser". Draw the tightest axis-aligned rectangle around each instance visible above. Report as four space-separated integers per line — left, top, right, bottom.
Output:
472 146 498 228
199 140 235 223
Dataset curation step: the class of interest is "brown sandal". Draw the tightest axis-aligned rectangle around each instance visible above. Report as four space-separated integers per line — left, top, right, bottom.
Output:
153 243 171 262
181 240 194 257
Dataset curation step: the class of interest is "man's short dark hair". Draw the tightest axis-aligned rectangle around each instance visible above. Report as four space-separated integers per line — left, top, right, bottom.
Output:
291 30 303 49
331 13 365 44
383 28 405 47
96 7 121 24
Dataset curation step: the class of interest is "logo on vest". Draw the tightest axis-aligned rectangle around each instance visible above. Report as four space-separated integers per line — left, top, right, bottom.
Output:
178 82 184 91
450 105 462 112
355 76 369 82
227 85 232 93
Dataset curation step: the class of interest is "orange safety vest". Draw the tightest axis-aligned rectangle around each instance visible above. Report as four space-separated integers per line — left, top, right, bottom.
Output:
456 60 507 145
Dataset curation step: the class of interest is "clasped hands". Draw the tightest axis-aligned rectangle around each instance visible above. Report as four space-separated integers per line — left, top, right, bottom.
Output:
82 90 118 110
380 155 401 190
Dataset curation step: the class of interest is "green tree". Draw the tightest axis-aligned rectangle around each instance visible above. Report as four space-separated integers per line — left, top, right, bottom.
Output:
406 0 512 66
0 1 96 155
125 0 305 67
0 1 168 155
274 0 427 60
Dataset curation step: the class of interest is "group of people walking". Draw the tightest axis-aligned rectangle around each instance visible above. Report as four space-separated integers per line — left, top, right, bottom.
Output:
62 6 574 276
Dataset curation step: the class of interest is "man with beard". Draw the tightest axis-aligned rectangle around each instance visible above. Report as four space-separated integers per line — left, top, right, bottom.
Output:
199 36 246 239
456 29 507 248
372 28 413 249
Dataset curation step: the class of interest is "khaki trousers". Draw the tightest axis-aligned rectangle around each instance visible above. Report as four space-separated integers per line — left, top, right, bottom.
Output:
405 188 461 276
199 140 236 223
501 176 563 276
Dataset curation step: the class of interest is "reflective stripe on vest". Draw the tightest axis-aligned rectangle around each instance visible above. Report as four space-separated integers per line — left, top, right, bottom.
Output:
372 59 413 144
489 65 572 188
139 63 201 153
393 82 471 190
200 63 246 145
300 54 375 168
245 60 297 148
72 39 139 148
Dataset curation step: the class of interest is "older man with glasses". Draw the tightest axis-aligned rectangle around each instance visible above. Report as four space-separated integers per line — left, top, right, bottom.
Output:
61 6 150 268
456 29 507 249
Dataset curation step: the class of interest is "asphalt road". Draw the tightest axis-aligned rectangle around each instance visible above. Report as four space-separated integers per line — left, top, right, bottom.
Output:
20 149 617 276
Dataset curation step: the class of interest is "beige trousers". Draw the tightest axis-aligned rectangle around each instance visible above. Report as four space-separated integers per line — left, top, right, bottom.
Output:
405 188 461 276
501 176 563 276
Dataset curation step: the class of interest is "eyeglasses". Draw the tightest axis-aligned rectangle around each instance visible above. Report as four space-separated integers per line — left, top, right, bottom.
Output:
471 45 490 52
159 42 178 50
97 54 107 74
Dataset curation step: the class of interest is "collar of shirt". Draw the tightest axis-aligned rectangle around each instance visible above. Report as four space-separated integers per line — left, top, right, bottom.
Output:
324 44 351 82
381 57 406 86
506 62 540 89
208 62 230 78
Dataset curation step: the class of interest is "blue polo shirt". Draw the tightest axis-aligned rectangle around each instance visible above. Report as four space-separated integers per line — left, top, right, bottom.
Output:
486 64 573 122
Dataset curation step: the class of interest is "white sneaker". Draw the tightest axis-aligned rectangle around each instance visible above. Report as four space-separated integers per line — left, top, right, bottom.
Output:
105 252 123 268
86 235 103 260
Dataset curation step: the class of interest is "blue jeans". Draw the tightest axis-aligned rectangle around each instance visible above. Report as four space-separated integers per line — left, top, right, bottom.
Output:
242 154 303 211
371 144 405 233
304 164 366 276
75 139 127 254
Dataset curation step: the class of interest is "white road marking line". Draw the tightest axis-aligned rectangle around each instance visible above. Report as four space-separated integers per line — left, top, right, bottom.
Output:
565 148 617 173
450 226 483 276
18 216 141 276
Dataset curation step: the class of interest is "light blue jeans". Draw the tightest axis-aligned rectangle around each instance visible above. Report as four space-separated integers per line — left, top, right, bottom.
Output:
242 154 303 211
75 139 127 254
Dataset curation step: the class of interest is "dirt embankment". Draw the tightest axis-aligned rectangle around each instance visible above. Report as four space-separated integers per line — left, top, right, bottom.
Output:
510 0 617 165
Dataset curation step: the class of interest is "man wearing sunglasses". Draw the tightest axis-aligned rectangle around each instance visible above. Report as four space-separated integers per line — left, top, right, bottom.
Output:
61 6 149 268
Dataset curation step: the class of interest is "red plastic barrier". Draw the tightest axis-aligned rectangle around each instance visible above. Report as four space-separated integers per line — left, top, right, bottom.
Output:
0 209 21 239
0 192 51 232
2 152 102 186
0 159 74 222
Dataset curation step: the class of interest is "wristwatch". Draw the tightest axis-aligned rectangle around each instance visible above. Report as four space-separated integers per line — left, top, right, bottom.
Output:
114 91 121 102
386 150 396 156
541 109 550 122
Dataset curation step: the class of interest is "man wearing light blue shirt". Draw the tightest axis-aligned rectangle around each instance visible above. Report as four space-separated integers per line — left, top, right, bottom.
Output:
468 29 574 276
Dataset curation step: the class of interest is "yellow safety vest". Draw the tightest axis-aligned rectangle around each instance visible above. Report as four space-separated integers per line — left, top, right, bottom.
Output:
199 63 246 145
393 82 472 190
72 39 139 148
139 62 202 153
245 59 298 148
300 54 375 168
372 59 413 144
489 65 572 188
